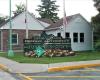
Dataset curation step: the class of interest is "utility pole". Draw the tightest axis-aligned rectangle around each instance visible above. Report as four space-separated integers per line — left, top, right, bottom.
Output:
63 0 67 38
8 0 14 57
25 0 28 39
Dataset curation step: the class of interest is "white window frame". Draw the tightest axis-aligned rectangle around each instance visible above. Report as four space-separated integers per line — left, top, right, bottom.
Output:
12 33 18 45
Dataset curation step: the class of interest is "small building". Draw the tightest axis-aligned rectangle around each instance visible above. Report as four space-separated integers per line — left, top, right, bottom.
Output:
0 12 51 51
45 14 93 51
0 12 93 51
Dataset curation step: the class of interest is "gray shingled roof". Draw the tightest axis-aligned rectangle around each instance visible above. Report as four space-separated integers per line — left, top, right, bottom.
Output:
45 13 81 30
38 18 54 24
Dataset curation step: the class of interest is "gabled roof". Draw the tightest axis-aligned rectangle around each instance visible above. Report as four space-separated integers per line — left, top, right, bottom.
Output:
38 18 54 25
45 13 81 30
0 11 50 30
0 13 21 27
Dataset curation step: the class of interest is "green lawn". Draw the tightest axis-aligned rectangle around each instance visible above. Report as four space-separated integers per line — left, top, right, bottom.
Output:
0 51 100 64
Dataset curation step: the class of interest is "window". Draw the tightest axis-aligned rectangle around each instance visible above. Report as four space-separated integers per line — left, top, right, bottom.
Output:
57 33 61 37
80 33 84 42
73 33 78 42
12 33 18 45
65 32 70 38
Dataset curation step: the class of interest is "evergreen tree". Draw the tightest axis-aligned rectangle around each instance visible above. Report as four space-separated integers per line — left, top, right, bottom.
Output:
91 0 100 40
94 0 100 12
13 4 25 16
36 0 59 22
91 0 100 50
91 14 100 39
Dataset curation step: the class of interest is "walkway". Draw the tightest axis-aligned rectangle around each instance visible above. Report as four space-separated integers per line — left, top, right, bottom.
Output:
0 70 19 80
0 57 48 73
0 57 100 73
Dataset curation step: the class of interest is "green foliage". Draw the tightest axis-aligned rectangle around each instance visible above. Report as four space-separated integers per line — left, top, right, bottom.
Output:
91 1 100 41
13 3 25 16
0 17 5 24
91 14 100 34
36 0 59 22
91 14 100 50
93 0 100 12
95 40 100 51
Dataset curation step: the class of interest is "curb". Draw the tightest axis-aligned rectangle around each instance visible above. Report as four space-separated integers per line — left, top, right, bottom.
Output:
0 64 32 80
18 73 33 80
0 64 11 72
48 63 100 72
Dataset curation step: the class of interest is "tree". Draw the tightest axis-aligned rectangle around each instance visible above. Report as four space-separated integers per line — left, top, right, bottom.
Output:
91 0 100 40
91 14 100 39
91 0 100 50
0 16 6 24
36 0 59 22
13 4 26 16
93 0 100 12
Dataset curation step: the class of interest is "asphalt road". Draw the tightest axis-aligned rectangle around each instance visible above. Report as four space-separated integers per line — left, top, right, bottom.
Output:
0 67 100 80
0 70 21 80
24 67 100 80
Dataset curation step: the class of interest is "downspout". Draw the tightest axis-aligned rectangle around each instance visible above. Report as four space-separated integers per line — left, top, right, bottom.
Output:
0 30 3 51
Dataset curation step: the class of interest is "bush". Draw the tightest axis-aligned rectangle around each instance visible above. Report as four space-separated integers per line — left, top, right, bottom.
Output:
95 40 100 51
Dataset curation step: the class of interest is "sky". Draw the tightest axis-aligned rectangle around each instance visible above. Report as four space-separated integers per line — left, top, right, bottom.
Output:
0 0 98 22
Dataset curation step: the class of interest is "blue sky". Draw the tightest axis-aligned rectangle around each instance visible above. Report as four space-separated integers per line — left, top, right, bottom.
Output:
0 0 98 21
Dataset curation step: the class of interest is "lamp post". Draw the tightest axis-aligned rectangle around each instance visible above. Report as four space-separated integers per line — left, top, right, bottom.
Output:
8 0 14 57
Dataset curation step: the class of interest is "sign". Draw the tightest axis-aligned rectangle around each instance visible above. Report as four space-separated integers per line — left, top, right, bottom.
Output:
23 32 71 56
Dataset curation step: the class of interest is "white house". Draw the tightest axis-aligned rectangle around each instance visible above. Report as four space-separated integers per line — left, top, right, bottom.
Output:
45 14 93 51
0 11 51 51
0 12 93 51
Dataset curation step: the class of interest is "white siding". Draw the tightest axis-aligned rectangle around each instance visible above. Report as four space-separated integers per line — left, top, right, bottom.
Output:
46 15 93 51
0 12 49 30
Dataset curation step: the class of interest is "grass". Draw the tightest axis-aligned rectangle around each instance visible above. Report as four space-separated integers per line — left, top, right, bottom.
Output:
0 51 100 64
